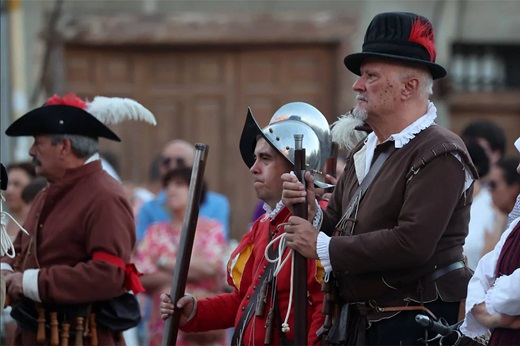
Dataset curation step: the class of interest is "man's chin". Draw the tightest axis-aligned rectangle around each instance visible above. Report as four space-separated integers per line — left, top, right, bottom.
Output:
352 107 368 122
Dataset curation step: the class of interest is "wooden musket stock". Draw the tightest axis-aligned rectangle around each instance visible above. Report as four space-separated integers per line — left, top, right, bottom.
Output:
162 144 209 346
292 134 308 345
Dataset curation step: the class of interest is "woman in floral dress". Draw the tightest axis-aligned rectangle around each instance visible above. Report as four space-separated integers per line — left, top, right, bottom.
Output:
135 167 227 345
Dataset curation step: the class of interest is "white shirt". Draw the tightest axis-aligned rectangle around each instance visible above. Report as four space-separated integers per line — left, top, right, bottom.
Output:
460 217 520 339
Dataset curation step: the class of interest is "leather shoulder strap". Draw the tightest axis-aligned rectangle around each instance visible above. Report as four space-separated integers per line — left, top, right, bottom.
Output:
337 145 396 232
230 260 276 346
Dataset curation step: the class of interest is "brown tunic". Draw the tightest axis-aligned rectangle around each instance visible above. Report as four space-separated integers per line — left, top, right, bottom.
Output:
2 160 135 345
322 125 477 309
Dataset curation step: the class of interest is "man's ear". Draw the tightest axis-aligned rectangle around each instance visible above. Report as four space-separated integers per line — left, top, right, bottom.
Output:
60 138 73 156
402 77 420 99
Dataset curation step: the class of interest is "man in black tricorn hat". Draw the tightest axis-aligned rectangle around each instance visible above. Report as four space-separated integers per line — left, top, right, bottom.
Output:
281 12 479 345
0 94 146 345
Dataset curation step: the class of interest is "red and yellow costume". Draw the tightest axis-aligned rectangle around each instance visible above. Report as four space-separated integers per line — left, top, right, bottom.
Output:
181 205 325 345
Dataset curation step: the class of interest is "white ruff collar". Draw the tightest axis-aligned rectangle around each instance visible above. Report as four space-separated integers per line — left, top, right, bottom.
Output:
261 200 285 221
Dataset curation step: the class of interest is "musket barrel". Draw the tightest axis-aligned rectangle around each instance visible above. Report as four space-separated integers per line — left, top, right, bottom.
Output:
162 144 210 346
293 134 308 345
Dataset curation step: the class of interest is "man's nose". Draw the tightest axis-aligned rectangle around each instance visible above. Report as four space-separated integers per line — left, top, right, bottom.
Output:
353 76 365 92
250 161 259 174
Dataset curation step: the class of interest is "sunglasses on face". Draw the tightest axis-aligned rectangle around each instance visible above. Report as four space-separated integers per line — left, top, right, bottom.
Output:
162 157 186 168
488 180 498 191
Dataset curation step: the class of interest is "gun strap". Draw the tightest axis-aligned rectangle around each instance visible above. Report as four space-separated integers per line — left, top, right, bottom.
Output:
231 259 276 346
336 145 396 234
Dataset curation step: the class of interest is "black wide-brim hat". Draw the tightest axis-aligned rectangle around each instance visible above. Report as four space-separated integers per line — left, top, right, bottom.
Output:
344 12 447 80
5 105 120 141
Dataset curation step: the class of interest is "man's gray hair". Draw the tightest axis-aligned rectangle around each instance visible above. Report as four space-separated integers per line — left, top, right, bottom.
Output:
50 134 98 158
400 68 433 97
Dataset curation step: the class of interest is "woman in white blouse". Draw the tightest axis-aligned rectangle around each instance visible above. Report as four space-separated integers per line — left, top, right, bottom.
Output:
461 138 520 345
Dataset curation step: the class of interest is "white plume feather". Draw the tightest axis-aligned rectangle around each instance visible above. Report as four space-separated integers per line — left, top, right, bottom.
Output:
331 113 367 150
86 96 157 126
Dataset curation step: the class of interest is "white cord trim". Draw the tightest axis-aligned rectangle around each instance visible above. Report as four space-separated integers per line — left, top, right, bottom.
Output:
1 193 30 257
264 221 294 333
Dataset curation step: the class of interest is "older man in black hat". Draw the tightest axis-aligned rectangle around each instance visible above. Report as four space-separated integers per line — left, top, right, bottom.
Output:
281 12 478 345
0 95 144 345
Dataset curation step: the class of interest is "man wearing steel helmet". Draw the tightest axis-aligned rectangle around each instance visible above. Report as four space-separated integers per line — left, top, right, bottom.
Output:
281 12 479 345
159 102 331 345
1 94 145 345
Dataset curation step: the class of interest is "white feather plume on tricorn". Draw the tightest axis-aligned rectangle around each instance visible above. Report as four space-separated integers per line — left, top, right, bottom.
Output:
331 112 367 150
86 96 157 125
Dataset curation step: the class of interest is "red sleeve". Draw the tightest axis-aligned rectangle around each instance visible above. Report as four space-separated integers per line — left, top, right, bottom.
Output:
181 291 242 332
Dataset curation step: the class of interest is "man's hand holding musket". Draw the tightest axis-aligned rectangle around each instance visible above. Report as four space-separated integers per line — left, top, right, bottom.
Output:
4 272 23 302
160 293 195 324
282 171 321 260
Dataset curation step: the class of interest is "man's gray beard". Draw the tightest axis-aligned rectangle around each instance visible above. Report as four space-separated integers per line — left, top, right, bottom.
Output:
352 107 367 122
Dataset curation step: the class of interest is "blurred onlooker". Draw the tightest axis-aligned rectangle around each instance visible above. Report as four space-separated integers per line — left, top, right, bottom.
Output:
507 138 520 227
134 139 230 345
461 120 506 184
123 182 155 217
136 139 231 242
488 156 520 216
134 167 227 346
463 141 505 270
21 177 48 205
460 121 507 270
1 167 43 346
143 154 163 196
3 161 36 240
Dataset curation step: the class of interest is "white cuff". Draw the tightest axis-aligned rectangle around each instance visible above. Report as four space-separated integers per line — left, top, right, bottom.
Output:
460 311 489 339
1 263 14 272
23 269 41 303
317 232 332 273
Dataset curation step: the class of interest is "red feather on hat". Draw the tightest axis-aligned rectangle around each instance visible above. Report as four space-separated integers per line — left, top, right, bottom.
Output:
408 18 436 62
45 93 87 110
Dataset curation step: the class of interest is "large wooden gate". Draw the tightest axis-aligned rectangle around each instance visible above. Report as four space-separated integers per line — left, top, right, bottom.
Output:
64 44 336 239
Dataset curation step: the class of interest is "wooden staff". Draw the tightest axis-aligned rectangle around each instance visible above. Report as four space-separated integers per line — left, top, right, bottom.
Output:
292 134 308 345
162 144 209 346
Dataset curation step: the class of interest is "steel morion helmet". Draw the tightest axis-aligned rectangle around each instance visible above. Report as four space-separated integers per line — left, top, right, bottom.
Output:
240 102 332 187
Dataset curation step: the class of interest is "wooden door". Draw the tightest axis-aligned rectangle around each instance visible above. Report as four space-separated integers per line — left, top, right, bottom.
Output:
64 44 336 239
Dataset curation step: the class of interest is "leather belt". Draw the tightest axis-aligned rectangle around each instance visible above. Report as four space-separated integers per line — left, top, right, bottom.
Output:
373 260 467 305
422 261 466 283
